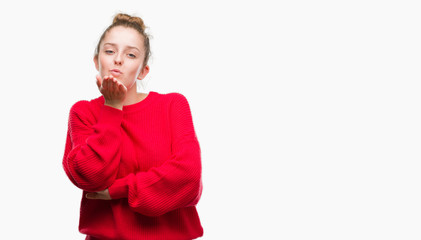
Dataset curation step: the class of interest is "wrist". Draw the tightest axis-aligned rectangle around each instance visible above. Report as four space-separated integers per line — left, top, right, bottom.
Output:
104 101 123 110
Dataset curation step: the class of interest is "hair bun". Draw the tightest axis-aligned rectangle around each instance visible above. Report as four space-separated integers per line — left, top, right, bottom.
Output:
113 13 146 31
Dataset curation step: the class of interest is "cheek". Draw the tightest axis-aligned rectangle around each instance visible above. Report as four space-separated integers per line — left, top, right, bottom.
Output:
98 58 110 74
128 63 143 75
99 58 108 68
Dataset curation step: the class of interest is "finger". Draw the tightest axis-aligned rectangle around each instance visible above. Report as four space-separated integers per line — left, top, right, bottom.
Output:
118 82 127 93
86 193 97 199
103 76 111 91
97 189 107 194
96 75 102 89
108 77 115 90
112 78 118 93
107 77 114 94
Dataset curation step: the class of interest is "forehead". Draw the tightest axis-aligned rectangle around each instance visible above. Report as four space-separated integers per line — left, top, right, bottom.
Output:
102 26 144 49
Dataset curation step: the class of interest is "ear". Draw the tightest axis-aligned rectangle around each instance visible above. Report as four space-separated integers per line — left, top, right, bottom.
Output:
137 65 150 80
93 55 99 71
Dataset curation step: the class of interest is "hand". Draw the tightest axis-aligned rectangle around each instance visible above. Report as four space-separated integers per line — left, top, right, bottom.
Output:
96 75 127 110
86 189 112 200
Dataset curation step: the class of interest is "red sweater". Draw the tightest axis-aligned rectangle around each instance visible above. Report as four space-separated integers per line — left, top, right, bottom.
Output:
62 91 203 240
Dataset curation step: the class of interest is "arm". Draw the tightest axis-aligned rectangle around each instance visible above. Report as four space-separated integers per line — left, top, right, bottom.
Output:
62 102 123 192
62 75 127 192
108 94 203 217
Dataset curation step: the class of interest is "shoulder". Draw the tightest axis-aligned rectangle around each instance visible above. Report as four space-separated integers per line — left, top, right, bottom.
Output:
158 92 190 105
150 91 193 118
69 96 104 118
150 91 191 110
161 92 194 119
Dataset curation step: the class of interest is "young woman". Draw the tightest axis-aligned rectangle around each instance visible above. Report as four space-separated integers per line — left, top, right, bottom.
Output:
62 13 203 240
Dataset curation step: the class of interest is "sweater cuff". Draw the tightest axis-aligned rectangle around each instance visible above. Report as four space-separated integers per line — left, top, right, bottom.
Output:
108 177 129 199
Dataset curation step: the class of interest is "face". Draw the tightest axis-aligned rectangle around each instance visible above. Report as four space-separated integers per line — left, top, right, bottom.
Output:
94 26 149 89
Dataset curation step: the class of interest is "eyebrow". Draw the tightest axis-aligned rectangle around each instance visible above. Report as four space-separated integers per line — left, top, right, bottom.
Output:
103 43 140 52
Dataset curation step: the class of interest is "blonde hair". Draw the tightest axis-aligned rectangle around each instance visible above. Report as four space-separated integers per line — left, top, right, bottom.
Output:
95 13 151 68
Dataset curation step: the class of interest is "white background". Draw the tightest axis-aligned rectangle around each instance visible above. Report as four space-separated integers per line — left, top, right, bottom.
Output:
0 0 420 239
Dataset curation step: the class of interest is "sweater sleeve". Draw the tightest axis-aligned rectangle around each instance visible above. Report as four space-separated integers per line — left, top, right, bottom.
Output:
108 94 203 217
62 101 123 192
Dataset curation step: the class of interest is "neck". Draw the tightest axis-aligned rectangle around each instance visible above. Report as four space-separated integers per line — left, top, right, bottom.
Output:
123 85 148 106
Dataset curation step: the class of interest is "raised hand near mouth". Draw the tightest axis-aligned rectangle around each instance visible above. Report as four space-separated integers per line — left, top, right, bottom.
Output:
96 75 127 110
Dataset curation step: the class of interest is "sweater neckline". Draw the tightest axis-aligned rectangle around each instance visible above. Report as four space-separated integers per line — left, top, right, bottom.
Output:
123 91 157 112
98 91 158 112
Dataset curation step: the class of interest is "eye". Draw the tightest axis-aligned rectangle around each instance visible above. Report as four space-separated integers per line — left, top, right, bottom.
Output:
128 53 137 58
105 50 114 54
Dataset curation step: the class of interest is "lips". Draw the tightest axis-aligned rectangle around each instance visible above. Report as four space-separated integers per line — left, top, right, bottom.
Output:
110 69 122 77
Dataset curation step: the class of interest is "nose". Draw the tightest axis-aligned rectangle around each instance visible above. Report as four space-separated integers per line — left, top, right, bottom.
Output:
114 53 123 65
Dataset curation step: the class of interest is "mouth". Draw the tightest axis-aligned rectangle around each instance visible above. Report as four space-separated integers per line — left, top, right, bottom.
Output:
110 69 122 77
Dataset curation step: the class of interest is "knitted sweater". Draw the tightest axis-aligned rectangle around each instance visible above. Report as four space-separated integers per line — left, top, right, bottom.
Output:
62 91 203 240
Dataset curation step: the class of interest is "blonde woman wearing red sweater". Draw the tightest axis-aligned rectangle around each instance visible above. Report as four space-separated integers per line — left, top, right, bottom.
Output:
62 13 203 240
